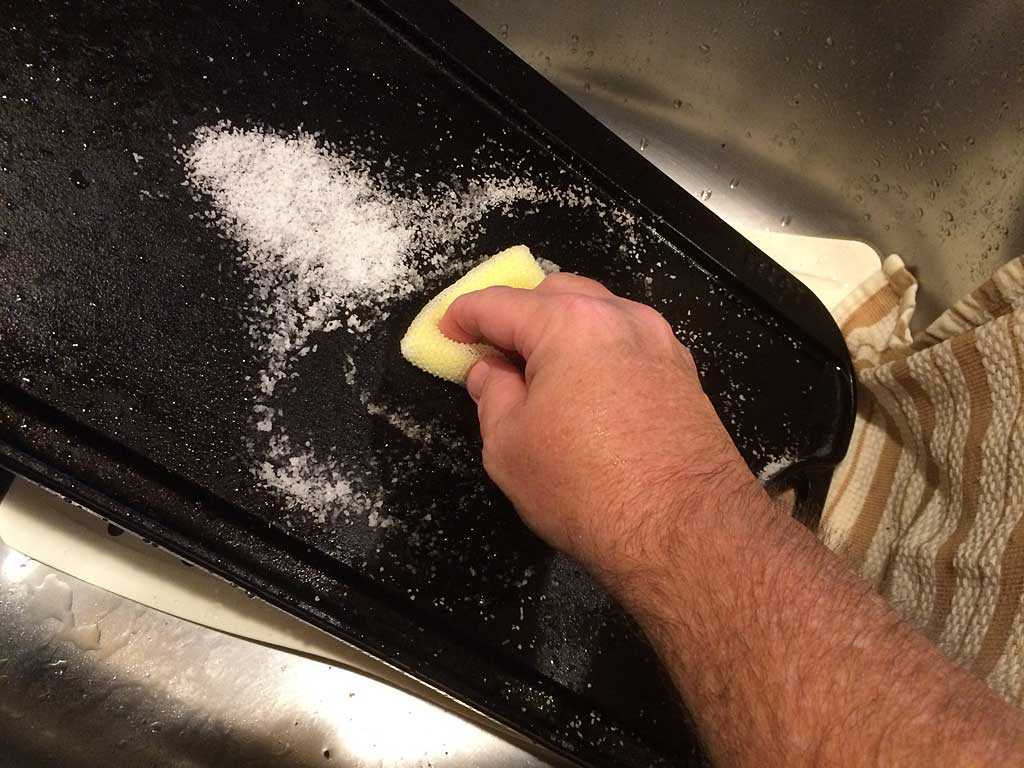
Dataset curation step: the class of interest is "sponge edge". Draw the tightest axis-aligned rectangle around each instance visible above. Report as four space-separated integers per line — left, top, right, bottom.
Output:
400 245 545 383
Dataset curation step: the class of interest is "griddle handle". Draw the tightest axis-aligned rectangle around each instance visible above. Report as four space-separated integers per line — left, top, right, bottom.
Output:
770 467 834 530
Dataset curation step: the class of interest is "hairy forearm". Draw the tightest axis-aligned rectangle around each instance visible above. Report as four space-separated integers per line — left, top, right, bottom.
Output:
443 277 1024 764
598 478 1024 767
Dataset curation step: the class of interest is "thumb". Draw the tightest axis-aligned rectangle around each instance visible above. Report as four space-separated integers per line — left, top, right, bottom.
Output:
465 356 527 440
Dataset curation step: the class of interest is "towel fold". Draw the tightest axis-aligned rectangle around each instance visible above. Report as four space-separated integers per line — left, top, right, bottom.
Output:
821 254 1024 704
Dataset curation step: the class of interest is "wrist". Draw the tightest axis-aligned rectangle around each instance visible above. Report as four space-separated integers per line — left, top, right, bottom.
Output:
588 462 785 610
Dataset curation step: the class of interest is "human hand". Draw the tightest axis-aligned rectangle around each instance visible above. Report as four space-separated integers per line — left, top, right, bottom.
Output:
445 275 1024 768
439 272 764 582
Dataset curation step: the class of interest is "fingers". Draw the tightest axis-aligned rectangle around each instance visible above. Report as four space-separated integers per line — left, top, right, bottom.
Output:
437 305 478 343
437 309 478 344
536 272 615 298
465 356 527 440
440 286 551 359
439 274 616 352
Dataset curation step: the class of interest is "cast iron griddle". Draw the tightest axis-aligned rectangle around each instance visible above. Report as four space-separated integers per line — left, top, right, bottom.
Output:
0 1 854 765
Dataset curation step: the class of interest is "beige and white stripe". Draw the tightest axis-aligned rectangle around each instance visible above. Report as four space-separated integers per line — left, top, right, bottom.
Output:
857 362 929 593
884 343 968 629
936 319 1022 665
821 255 1024 702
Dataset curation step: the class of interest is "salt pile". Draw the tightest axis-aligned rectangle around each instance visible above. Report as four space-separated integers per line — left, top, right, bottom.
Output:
185 125 418 300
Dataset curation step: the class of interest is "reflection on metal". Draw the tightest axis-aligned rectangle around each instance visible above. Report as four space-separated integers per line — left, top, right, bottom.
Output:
455 0 1024 326
0 539 552 767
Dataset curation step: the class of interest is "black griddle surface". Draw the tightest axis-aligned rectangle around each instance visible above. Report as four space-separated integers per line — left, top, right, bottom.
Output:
0 2 854 765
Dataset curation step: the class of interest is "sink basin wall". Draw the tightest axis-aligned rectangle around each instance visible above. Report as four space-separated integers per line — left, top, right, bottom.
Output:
455 0 1024 326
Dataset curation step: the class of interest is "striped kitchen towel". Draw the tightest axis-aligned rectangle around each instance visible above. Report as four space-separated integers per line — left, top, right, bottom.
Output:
821 253 1024 703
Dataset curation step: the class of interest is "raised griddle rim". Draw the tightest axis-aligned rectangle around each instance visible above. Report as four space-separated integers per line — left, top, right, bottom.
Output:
0 0 856 765
401 3 851 361
339 0 856 516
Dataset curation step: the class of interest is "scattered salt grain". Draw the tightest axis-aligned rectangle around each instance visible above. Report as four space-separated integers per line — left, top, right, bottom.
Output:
537 257 561 275
758 453 795 484
181 121 590 523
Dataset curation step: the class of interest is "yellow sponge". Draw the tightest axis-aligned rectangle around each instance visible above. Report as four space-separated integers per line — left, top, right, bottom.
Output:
400 245 545 383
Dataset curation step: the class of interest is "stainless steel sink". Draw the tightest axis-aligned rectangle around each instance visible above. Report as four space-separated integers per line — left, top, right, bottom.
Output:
455 0 1024 325
0 529 550 768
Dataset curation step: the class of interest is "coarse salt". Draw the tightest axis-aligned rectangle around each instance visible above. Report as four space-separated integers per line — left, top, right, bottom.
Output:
182 121 579 523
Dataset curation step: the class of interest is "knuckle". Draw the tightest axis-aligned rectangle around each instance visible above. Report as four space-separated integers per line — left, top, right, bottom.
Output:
629 303 677 342
541 272 573 290
674 343 701 376
678 343 696 366
558 294 607 325
575 275 610 294
559 293 594 313
634 302 670 329
543 272 606 293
